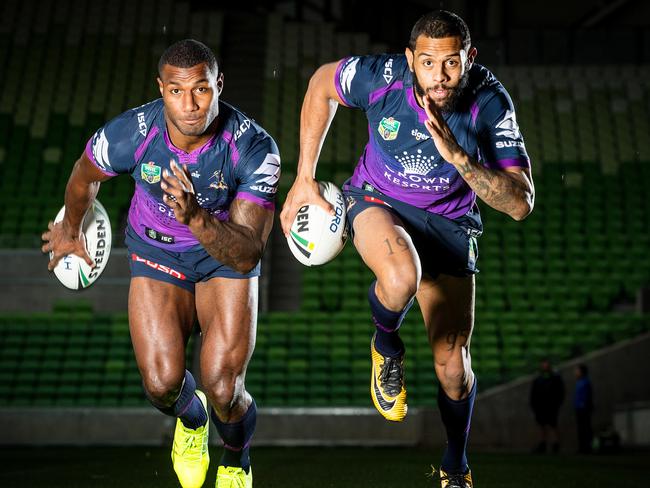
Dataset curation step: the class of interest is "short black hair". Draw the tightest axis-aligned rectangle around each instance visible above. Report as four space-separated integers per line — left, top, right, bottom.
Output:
408 10 471 52
158 39 218 76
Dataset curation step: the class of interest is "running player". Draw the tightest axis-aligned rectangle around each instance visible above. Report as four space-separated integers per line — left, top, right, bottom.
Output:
42 39 279 488
280 10 534 488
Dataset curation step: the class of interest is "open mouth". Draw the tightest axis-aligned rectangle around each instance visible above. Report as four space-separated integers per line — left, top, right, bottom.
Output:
430 88 449 100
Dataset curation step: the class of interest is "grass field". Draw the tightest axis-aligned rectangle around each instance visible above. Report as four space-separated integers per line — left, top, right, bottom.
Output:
1 446 647 488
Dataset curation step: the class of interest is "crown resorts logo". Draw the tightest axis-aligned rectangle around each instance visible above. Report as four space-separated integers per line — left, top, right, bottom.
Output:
393 149 438 176
378 117 400 141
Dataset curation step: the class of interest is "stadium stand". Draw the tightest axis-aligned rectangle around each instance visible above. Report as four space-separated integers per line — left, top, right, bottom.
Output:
0 3 648 408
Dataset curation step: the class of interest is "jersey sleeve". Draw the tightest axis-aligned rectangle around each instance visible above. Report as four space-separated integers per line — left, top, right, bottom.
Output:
84 109 141 176
334 55 394 110
233 133 280 211
476 89 531 171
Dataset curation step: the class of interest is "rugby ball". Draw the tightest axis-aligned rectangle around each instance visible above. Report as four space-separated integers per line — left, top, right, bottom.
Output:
50 200 112 290
287 181 347 266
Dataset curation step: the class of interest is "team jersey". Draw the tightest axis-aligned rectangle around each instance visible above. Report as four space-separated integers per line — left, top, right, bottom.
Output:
85 99 280 252
334 54 529 219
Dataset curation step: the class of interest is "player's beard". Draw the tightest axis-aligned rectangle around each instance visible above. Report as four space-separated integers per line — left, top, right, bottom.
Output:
413 69 470 112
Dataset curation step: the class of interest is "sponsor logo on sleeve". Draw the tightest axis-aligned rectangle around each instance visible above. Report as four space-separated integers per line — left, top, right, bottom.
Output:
141 161 161 184
495 140 525 149
383 58 394 84
92 129 111 172
137 111 147 137
495 110 521 139
250 153 280 194
340 57 360 96
234 119 251 141
377 117 401 141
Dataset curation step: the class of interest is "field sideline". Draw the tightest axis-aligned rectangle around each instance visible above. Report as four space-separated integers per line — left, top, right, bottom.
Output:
1 446 647 487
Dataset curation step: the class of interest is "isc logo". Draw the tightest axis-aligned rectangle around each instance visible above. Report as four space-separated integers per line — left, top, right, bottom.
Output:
137 112 147 136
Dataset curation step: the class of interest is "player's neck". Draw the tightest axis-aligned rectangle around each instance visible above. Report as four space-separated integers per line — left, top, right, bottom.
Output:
165 116 220 153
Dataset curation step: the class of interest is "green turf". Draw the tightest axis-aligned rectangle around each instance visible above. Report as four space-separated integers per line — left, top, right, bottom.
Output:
1 447 647 487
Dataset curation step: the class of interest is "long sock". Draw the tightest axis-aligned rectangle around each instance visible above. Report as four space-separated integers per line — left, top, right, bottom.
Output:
211 399 257 473
148 370 208 430
368 280 413 357
438 379 477 473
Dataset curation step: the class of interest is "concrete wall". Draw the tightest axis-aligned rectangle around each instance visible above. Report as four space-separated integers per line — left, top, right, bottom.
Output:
0 247 273 313
0 250 130 312
468 332 650 450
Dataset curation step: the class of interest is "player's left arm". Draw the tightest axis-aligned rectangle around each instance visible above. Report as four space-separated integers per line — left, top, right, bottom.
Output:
161 161 273 274
423 94 534 221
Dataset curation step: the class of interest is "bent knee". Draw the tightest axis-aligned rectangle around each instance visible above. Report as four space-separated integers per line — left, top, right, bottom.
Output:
203 369 246 414
376 267 419 309
434 351 473 390
141 366 185 406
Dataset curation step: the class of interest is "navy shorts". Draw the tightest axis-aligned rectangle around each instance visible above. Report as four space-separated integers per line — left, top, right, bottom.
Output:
124 225 260 293
343 181 483 279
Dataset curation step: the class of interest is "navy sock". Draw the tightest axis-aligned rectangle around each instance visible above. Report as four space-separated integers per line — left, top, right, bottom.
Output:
211 399 257 473
149 370 208 430
368 280 412 357
438 380 477 473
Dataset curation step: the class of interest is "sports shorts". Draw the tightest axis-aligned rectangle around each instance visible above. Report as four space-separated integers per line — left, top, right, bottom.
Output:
342 180 483 279
124 224 260 293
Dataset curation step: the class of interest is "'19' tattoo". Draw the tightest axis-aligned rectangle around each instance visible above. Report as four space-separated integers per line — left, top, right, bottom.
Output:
384 236 408 256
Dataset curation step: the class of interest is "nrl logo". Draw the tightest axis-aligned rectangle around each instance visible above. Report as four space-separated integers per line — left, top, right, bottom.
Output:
209 170 228 191
378 117 400 141
141 161 161 184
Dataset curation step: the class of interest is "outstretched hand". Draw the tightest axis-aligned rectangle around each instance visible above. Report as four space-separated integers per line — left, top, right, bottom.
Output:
161 160 202 225
422 91 466 166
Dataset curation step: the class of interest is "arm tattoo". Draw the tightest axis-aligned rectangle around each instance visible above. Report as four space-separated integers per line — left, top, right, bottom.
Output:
455 156 534 219
189 200 272 274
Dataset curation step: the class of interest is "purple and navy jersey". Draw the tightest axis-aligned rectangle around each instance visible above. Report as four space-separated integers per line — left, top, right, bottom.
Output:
85 99 280 251
335 54 529 219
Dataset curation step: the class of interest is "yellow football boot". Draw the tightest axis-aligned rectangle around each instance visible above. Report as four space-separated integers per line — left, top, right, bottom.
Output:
216 465 253 488
439 468 473 488
370 333 407 422
171 390 210 488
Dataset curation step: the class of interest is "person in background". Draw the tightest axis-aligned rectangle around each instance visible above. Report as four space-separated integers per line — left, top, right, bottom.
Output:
530 358 564 453
574 363 594 454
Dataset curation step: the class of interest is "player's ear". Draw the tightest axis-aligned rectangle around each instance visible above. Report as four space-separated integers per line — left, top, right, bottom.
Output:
157 77 164 96
216 72 224 96
467 47 477 68
404 47 414 71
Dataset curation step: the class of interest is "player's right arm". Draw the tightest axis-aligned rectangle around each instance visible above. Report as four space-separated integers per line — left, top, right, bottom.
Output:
279 61 344 235
41 152 113 270
42 107 139 270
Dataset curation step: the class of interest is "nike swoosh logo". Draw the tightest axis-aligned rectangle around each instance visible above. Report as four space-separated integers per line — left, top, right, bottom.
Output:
372 364 396 411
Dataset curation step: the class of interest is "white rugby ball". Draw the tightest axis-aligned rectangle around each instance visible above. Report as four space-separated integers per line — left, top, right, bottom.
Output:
287 181 347 266
50 200 112 290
